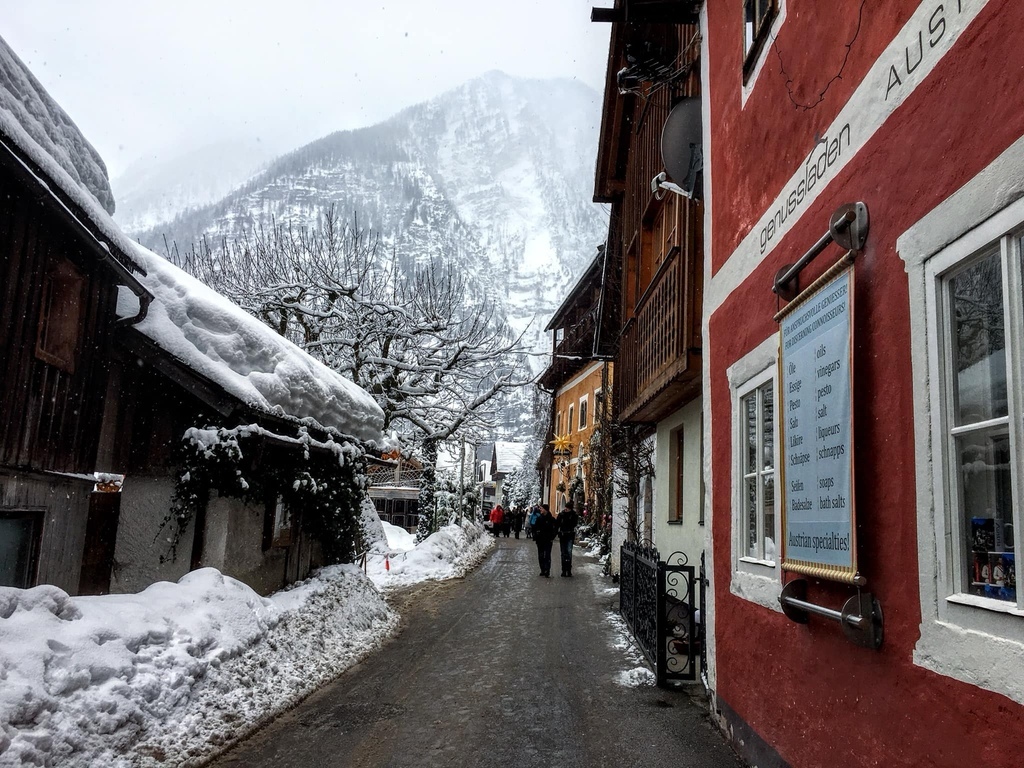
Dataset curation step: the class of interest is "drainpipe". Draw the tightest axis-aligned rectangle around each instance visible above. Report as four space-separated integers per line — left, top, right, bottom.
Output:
104 250 153 326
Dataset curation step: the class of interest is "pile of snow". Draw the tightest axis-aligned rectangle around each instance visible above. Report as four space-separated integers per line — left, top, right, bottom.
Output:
381 521 417 552
366 520 493 589
616 666 657 687
120 243 384 444
0 566 397 767
604 602 656 688
0 35 144 278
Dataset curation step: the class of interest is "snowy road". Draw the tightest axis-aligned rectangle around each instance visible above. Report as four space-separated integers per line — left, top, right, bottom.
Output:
207 538 742 767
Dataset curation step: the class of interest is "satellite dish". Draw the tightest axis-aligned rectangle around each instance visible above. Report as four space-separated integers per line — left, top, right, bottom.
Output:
661 97 703 199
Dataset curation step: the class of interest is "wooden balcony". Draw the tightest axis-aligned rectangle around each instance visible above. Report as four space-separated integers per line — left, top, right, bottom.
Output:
538 311 598 391
614 244 701 423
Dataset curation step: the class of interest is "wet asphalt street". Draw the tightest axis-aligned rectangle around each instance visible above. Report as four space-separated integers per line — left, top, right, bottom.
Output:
207 537 743 768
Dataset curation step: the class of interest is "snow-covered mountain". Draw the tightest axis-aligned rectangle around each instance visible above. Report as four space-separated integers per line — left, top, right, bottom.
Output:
133 72 608 373
113 138 280 234
127 73 607 438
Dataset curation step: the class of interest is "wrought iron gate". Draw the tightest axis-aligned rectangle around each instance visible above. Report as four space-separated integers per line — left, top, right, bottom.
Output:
619 542 701 687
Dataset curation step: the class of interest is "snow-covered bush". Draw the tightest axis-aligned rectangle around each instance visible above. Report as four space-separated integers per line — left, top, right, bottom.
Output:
357 494 388 553
166 424 369 565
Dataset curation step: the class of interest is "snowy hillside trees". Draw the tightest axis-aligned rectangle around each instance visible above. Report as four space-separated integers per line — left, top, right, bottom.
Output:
500 464 539 511
184 209 533 534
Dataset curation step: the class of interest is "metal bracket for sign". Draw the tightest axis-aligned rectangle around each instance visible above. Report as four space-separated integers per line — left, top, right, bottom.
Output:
773 202 869 302
780 579 884 650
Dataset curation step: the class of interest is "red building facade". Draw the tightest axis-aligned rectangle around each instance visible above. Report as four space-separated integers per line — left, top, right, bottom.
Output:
703 1 1024 765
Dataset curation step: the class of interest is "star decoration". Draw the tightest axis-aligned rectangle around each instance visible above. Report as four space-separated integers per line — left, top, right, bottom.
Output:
552 434 572 454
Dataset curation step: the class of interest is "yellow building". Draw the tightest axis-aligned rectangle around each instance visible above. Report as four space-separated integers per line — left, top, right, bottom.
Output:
537 250 614 516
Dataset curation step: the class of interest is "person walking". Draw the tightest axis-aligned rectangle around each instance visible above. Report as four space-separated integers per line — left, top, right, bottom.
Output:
526 505 540 539
511 508 524 539
533 504 558 577
489 504 505 537
557 500 579 577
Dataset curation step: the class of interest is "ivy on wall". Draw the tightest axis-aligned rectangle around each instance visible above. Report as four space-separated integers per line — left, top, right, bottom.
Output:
162 424 368 565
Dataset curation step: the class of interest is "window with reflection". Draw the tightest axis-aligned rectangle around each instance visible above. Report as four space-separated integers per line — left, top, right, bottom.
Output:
740 374 776 563
942 243 1019 604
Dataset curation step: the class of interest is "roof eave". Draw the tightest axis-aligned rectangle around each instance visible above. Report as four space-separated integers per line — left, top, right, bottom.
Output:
544 249 606 332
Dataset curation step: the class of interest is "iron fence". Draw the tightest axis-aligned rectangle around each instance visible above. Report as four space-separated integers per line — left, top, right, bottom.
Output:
620 541 701 687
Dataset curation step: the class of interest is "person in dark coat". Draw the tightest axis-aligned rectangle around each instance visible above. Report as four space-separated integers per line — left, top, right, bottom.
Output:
533 504 558 577
557 500 579 577
511 508 525 539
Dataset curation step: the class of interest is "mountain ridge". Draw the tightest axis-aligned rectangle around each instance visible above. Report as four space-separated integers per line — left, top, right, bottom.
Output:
130 72 609 413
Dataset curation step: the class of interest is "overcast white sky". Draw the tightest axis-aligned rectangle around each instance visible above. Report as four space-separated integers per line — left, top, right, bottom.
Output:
4 1 612 178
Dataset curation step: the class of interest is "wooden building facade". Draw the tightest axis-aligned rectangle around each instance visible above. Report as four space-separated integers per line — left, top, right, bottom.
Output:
0 41 383 598
0 126 151 594
592 0 706 566
538 251 613 515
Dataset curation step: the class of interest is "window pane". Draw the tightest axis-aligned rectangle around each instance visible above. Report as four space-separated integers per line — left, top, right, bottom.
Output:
746 477 758 558
744 0 755 53
762 473 775 562
761 381 774 471
959 428 1015 603
950 249 1007 424
744 393 757 473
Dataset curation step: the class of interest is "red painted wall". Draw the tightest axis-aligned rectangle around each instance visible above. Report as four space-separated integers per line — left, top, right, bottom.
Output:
707 1 1024 765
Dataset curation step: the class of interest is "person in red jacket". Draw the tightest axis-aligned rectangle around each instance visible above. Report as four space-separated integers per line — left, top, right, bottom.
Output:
489 504 505 537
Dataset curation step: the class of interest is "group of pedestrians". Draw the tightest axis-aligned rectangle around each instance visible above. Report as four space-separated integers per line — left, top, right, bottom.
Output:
527 500 578 577
487 504 525 538
485 499 580 577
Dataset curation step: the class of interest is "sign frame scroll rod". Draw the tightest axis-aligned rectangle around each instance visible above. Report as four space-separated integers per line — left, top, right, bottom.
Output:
773 202 869 302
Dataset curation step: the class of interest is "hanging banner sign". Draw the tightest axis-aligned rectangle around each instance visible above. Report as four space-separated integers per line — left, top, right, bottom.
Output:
779 268 857 583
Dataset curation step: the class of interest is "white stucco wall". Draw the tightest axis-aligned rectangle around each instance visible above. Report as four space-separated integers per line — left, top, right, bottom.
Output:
112 475 193 594
609 469 628 576
203 493 289 596
652 397 704 566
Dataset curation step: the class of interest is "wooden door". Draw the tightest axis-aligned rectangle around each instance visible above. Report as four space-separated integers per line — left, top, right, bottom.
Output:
78 491 121 595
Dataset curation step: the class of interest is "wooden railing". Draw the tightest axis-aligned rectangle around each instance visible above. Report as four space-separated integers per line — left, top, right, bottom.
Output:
611 23 703 422
553 312 597 360
615 245 699 422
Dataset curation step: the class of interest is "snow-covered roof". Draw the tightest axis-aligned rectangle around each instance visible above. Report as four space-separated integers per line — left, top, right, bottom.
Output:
0 36 140 270
120 244 385 444
0 34 383 445
492 441 528 474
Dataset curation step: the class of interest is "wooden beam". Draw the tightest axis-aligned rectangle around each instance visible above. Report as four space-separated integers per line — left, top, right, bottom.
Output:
592 2 699 24
119 329 240 419
591 7 621 22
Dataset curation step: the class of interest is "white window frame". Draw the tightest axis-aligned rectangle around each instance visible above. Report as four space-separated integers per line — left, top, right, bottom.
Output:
926 234 1024 615
578 395 588 431
741 0 787 107
728 335 782 612
568 404 575 436
899 139 1024 704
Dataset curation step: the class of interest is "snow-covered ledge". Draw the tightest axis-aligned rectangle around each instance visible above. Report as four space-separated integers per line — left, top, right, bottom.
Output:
897 135 1024 705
